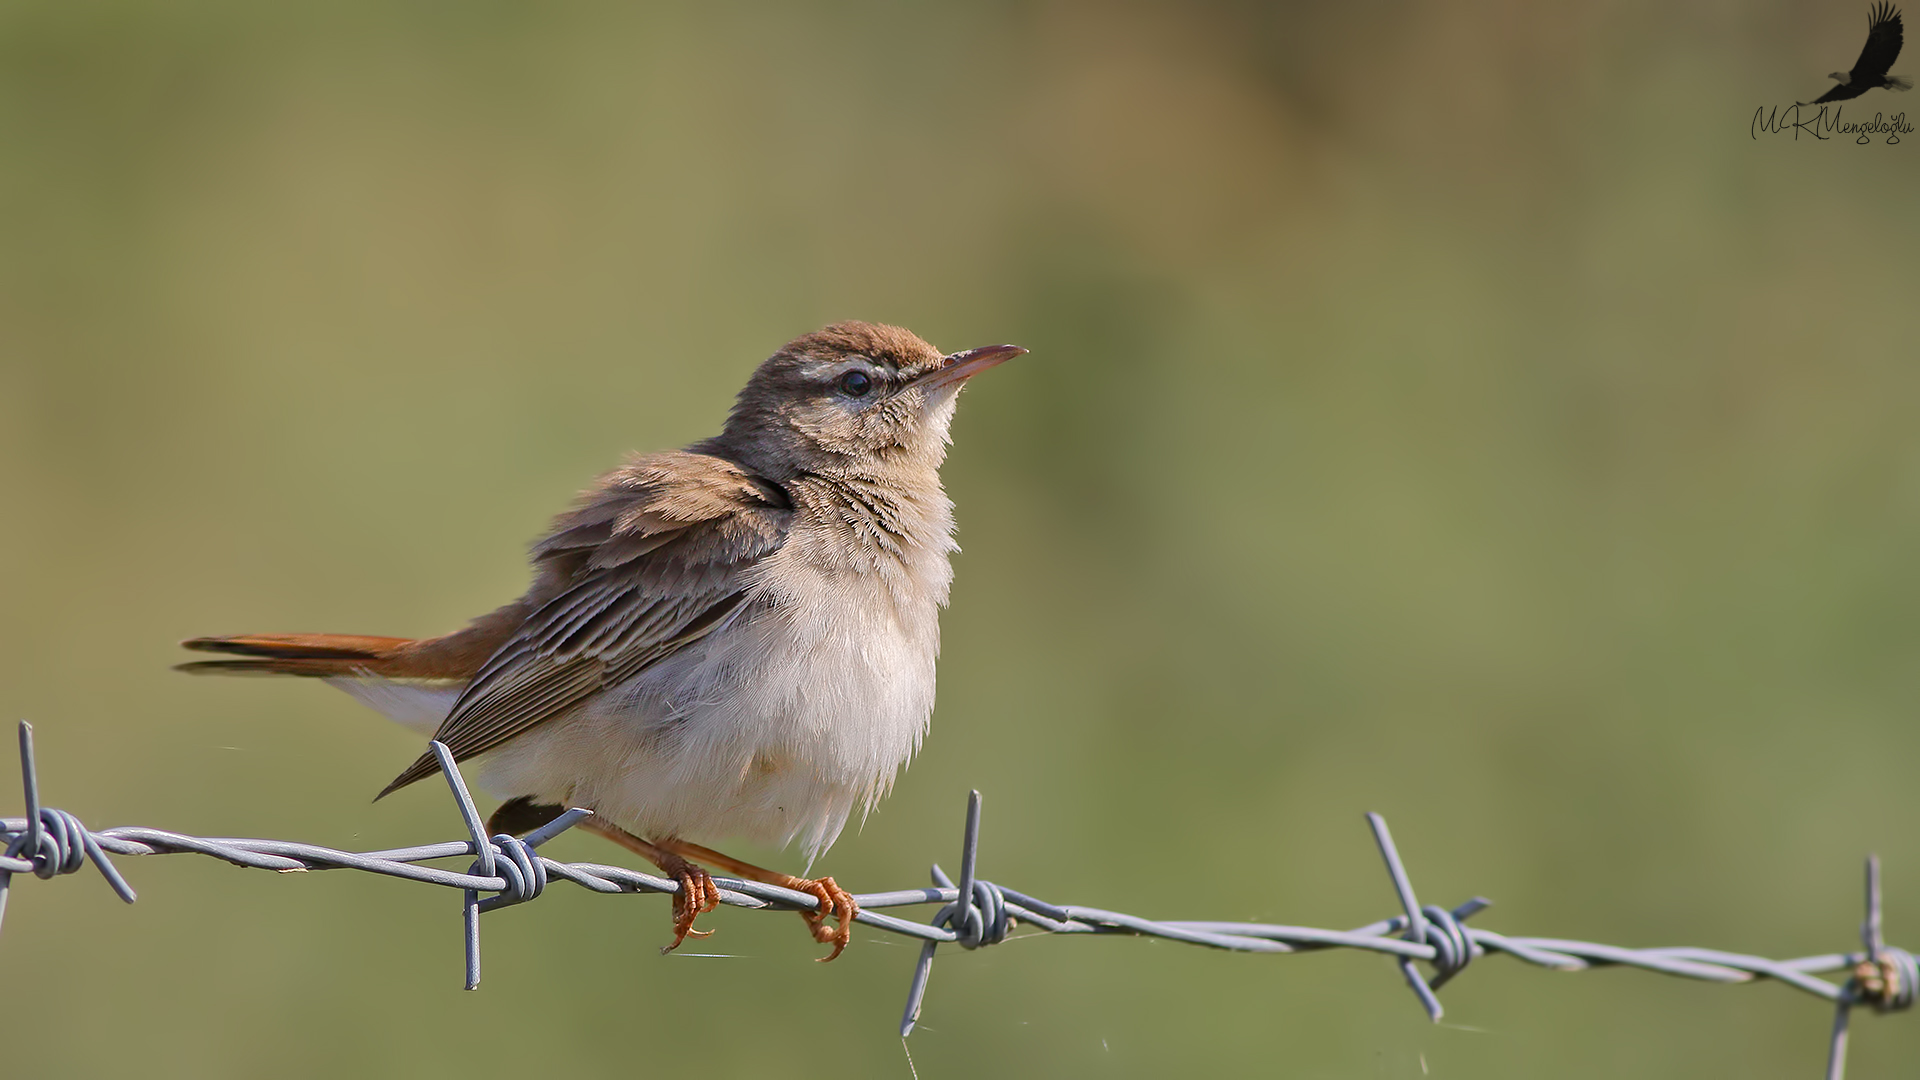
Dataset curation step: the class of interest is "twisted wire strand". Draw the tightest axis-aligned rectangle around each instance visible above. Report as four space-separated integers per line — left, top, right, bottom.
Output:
0 722 1910 1079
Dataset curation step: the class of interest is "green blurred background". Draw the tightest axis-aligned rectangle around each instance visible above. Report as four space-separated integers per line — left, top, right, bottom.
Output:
3 1 1917 1076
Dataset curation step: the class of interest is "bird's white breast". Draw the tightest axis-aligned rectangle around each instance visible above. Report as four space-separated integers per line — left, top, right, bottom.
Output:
455 481 955 861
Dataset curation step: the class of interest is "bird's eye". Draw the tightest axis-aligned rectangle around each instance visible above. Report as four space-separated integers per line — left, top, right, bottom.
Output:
837 370 873 397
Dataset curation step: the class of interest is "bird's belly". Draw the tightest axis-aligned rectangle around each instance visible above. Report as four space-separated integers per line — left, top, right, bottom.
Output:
475 579 940 860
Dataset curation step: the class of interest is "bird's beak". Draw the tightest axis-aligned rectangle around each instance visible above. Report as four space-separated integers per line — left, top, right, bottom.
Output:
912 344 1028 393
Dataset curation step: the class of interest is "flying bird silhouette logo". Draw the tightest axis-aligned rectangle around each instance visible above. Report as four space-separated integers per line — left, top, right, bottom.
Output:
1803 2 1913 104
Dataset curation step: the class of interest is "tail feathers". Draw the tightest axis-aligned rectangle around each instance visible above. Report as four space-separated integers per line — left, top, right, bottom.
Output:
177 634 418 677
1891 75 1914 91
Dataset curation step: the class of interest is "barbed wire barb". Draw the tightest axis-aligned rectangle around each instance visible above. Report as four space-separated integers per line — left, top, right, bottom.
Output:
2 719 1913 1078
899 788 1008 1037
1364 811 1483 1021
0 721 135 939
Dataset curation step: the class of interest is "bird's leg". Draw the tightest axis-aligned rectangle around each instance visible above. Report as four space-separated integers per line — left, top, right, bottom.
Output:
653 838 858 962
579 818 720 954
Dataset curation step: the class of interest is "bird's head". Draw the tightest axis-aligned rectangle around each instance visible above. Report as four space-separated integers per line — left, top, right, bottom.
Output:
717 321 1025 479
1830 71 1852 83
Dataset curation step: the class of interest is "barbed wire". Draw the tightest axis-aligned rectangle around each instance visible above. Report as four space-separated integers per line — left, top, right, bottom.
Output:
1 718 1910 1079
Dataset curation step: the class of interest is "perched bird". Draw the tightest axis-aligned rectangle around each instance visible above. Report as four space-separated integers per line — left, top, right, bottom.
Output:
1805 2 1912 104
180 321 1025 959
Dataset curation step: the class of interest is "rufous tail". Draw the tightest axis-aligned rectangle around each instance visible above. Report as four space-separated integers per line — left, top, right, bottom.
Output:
179 598 527 681
176 634 423 677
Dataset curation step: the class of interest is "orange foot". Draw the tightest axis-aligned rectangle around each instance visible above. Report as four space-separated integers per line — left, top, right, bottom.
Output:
580 819 722 953
656 838 860 962
654 850 721 954
787 874 857 961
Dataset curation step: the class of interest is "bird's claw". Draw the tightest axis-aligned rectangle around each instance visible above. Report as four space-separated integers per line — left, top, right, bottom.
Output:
661 864 721 954
789 875 857 962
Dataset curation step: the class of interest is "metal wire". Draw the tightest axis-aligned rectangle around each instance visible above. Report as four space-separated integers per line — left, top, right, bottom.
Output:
1 719 1910 1076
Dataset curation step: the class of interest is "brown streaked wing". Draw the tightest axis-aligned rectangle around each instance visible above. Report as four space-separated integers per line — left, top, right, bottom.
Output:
376 452 791 798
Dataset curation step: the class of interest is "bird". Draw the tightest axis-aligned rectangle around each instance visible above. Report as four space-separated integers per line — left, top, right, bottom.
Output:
1805 2 1912 104
179 321 1026 960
